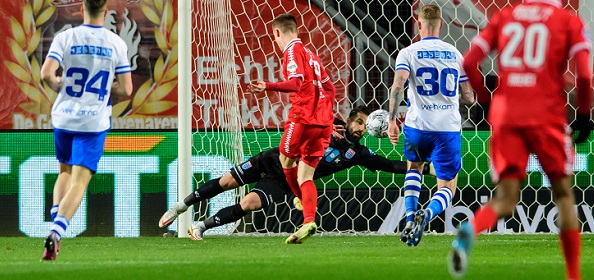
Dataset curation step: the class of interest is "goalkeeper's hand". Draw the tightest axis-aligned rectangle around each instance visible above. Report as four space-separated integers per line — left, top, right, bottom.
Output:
570 114 593 144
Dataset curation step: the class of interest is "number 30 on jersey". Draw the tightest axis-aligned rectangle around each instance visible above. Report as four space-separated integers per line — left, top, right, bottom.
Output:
415 67 459 97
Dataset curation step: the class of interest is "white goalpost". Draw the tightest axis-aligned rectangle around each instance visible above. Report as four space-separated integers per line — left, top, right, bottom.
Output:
176 0 193 238
176 0 594 237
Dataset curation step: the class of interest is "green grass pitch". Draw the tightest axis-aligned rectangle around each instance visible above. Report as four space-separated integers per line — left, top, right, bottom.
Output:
1 234 592 280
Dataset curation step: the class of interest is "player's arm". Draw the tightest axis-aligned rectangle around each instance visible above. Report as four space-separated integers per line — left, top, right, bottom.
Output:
459 81 475 105
112 44 133 96
112 72 133 96
387 69 409 144
574 50 592 115
247 78 303 93
570 48 593 143
462 46 488 100
462 10 499 102
40 58 62 92
359 154 432 175
567 16 593 144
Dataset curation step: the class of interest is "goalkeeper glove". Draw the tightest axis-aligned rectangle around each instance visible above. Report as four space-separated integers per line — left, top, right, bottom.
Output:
570 114 593 144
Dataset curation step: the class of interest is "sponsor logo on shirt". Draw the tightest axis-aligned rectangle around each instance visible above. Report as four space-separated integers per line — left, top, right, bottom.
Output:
287 61 298 74
71 45 113 58
324 148 340 162
416 50 456 60
420 104 456 110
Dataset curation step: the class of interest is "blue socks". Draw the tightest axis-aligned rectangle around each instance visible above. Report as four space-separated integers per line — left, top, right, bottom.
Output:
50 204 59 222
50 214 70 240
425 187 453 223
403 170 422 223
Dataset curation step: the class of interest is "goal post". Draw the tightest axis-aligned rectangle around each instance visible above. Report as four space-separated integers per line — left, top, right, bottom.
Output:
176 0 193 238
174 0 246 237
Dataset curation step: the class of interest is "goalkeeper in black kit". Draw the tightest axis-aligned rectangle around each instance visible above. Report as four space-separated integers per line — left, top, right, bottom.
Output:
158 105 434 239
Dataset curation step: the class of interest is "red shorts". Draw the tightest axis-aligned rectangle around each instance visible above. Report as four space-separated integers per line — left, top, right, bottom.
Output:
489 124 574 183
279 122 332 168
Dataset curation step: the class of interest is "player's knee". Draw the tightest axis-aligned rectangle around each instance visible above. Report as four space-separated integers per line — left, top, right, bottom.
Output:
551 183 573 201
300 156 321 168
219 173 239 190
240 193 262 211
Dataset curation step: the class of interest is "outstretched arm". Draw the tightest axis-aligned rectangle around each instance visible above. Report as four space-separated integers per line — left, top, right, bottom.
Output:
247 78 303 93
388 70 409 144
359 154 431 175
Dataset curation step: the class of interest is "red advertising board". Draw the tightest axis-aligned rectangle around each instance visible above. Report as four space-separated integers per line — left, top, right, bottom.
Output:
0 0 350 130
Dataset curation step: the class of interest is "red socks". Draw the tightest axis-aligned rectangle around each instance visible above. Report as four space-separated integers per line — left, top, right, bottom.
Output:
472 205 498 235
300 180 317 224
560 229 581 280
283 167 301 199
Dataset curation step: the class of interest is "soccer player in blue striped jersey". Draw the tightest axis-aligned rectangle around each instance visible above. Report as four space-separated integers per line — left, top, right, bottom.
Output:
387 4 474 246
40 0 133 260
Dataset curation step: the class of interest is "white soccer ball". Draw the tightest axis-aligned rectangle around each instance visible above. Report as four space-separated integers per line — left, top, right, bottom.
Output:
365 109 389 138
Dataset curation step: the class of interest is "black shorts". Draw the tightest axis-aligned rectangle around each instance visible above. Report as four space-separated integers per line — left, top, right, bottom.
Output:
250 177 292 208
229 149 292 207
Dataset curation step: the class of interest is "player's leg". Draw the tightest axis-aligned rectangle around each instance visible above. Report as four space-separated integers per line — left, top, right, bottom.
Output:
50 130 74 223
448 126 527 277
284 156 319 244
534 125 580 280
550 176 581 280
43 131 104 261
190 178 287 240
296 159 318 224
285 125 331 244
401 125 429 243
159 173 239 228
409 174 458 246
280 121 302 199
401 161 424 243
51 163 71 222
189 192 260 240
52 135 99 233
159 152 272 228
422 131 462 224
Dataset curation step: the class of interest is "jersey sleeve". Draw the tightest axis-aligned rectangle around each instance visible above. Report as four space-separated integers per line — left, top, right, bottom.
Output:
471 9 503 54
319 61 330 84
115 40 131 75
46 33 65 65
456 50 468 83
395 48 411 73
285 45 306 81
567 15 592 58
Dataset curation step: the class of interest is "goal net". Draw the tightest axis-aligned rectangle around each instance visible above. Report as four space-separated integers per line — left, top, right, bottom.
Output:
183 0 594 236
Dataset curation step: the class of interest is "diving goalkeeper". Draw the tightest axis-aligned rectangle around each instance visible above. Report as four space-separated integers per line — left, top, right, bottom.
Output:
159 105 434 239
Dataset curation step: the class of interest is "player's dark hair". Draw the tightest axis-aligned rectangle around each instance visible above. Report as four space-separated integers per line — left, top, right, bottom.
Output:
271 13 298 34
83 0 107 18
349 105 372 119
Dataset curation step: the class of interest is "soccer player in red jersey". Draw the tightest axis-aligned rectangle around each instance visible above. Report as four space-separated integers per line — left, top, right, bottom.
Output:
448 0 592 278
248 13 336 244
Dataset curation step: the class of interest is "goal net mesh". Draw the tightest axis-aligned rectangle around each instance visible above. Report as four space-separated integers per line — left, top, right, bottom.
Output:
189 0 594 235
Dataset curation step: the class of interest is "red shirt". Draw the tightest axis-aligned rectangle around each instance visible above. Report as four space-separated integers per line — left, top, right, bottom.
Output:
470 0 591 127
282 39 335 126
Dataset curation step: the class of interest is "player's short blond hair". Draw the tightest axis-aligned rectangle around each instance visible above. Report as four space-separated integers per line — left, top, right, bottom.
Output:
418 4 441 27
271 13 298 34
